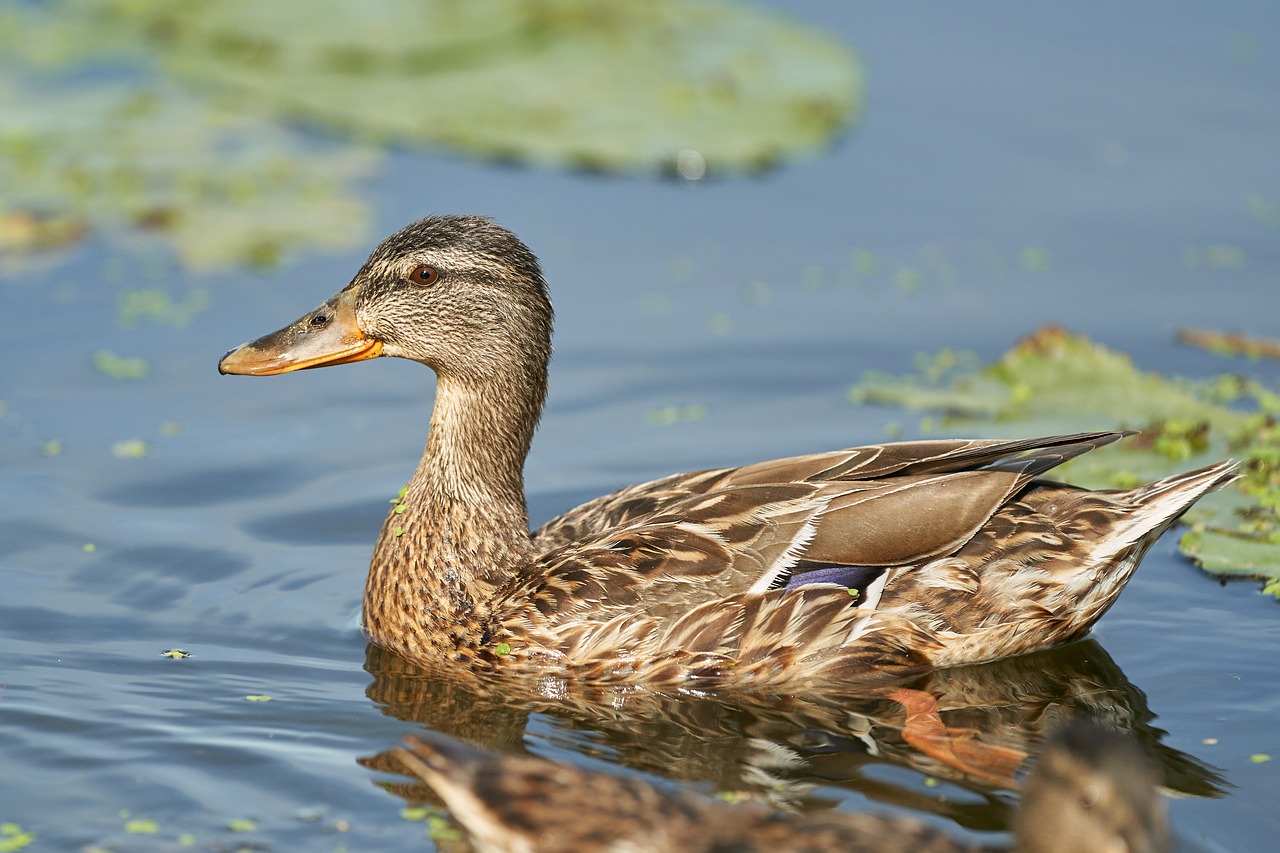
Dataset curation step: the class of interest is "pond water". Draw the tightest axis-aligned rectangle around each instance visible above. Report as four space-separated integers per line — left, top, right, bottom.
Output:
3 1 1279 850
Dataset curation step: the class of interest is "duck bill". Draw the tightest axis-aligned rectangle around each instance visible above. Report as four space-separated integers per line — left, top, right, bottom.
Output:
219 287 383 376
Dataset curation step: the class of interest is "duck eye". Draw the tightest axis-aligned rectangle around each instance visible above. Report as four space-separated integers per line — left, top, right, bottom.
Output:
408 264 439 286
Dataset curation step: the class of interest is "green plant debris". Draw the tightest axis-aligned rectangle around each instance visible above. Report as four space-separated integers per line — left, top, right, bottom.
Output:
400 806 429 822
161 649 191 659
111 439 150 459
426 813 462 843
55 0 860 176
118 288 212 329
245 694 272 702
850 326 1280 595
0 5 376 273
0 824 34 852
1250 753 1271 764
93 350 149 380
1019 247 1053 273
494 642 512 656
645 403 709 426
1182 244 1246 270
227 818 258 832
82 543 96 553
1246 192 1280 229
3 0 855 267
394 526 404 537
1178 328 1280 361
124 818 159 835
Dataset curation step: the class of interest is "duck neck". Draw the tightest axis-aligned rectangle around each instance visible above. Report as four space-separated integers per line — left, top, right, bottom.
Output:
363 366 545 657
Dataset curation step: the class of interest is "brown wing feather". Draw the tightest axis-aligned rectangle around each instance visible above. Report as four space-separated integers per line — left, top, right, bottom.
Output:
533 432 1128 553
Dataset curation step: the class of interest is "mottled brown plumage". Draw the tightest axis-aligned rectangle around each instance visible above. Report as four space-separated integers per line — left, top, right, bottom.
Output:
220 215 1238 690
389 720 1169 853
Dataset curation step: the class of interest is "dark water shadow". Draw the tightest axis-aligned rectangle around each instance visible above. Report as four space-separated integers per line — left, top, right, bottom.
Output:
242 499 389 545
357 639 1225 836
72 545 250 608
95 463 307 508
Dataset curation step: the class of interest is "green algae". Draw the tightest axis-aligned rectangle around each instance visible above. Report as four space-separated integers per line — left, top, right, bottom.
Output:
2 0 858 269
850 326 1280 597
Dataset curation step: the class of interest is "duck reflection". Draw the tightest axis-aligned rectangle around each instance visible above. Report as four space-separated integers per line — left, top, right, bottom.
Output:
361 638 1222 837
388 720 1170 853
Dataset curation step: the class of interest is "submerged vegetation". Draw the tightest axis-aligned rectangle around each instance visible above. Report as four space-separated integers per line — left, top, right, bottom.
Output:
0 0 861 270
851 326 1280 597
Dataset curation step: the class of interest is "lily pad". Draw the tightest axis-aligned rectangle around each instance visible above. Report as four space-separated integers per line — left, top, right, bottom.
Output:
111 0 862 174
850 326 1280 597
0 66 375 271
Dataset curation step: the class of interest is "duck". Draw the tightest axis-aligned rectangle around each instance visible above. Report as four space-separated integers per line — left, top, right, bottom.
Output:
219 215 1237 690
388 720 1170 853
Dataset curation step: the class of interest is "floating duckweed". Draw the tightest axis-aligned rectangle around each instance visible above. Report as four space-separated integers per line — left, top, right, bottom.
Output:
400 807 429 822
668 257 697 283
117 287 211 329
426 814 461 842
394 526 404 537
82 543 96 553
743 281 770 306
177 833 196 846
1019 247 1053 273
245 694 272 702
391 485 408 503
0 823 34 852
42 439 62 456
1204 244 1246 270
892 267 921 293
645 404 709 426
1250 753 1271 764
494 642 512 656
640 292 671 316
923 777 938 788
849 248 877 277
124 819 159 835
800 265 825 290
1246 192 1280 229
111 439 150 459
160 649 191 658
93 350 149 380
393 503 407 515
227 818 257 832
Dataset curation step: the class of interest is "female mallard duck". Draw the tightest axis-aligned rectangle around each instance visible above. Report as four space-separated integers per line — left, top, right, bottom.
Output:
390 720 1170 853
220 215 1236 689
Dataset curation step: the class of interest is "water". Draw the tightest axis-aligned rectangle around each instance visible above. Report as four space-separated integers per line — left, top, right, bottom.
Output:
3 2 1279 850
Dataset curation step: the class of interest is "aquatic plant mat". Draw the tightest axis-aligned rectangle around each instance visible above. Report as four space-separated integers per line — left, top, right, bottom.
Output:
851 326 1280 597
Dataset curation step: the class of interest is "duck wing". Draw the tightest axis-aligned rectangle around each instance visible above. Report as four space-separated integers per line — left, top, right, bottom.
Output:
519 432 1125 626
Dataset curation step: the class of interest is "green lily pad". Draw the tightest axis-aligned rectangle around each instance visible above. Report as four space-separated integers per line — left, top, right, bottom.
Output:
112 0 862 174
850 326 1280 597
0 67 375 271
